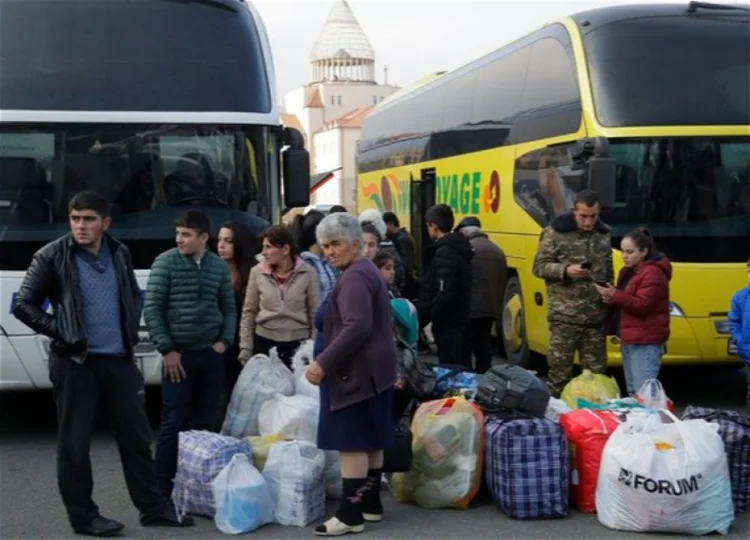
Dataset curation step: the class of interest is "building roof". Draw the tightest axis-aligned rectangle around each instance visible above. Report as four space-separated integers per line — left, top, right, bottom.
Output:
310 0 375 63
317 106 373 133
280 113 305 134
305 88 324 108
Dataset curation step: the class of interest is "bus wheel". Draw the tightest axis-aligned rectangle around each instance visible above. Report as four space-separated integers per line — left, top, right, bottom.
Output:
502 276 530 367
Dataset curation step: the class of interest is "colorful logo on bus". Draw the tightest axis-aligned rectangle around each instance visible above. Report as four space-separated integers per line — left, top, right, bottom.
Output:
361 170 500 216
435 170 500 214
362 174 408 215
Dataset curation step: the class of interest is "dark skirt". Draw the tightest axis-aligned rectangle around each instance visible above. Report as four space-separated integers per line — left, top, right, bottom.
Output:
317 377 394 452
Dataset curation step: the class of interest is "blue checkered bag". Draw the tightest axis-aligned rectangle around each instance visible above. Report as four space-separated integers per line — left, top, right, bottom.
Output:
172 430 253 518
484 417 569 519
683 406 750 514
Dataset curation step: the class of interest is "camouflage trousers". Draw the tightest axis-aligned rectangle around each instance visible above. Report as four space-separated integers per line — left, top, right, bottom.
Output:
546 322 607 397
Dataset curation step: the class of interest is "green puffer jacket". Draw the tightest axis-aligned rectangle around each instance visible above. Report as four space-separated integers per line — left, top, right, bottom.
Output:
144 248 237 354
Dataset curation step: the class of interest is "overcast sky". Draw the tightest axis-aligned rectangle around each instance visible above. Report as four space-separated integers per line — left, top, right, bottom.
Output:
254 0 691 103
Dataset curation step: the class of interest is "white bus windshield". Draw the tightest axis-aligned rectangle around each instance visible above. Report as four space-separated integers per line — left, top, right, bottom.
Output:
0 124 274 269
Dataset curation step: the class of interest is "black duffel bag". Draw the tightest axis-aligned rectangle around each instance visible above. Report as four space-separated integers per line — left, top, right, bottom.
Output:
382 400 418 473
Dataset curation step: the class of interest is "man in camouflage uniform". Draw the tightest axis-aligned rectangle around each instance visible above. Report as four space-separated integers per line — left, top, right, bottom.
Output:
532 190 614 397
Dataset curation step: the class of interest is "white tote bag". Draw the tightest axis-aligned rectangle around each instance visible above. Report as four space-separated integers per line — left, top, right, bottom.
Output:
596 409 734 535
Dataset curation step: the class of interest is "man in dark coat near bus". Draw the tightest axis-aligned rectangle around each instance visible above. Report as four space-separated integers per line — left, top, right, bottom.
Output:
456 216 508 373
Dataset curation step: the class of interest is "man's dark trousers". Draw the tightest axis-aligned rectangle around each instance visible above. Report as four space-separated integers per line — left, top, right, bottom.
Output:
432 321 470 368
464 317 495 373
154 348 225 496
49 352 164 529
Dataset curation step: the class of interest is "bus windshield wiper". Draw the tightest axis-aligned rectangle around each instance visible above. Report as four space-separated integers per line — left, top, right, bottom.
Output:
161 0 238 13
687 2 750 13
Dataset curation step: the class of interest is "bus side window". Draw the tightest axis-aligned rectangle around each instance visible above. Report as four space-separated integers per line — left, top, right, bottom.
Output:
0 157 51 225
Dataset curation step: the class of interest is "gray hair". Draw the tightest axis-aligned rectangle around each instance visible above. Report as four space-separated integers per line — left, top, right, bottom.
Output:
316 212 363 248
459 225 482 237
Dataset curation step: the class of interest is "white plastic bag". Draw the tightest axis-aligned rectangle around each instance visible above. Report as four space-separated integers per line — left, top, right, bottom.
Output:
262 441 326 527
291 340 319 400
596 409 734 535
258 393 319 443
545 397 572 422
635 379 675 412
212 454 273 535
222 350 294 438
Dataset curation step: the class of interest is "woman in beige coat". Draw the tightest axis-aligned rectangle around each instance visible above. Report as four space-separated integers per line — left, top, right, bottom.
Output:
238 225 320 368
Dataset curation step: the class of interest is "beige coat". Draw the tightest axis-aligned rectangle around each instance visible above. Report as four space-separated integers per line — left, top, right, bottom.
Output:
239 257 320 359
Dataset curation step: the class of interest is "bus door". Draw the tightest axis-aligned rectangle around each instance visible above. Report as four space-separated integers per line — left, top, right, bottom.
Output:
410 167 436 278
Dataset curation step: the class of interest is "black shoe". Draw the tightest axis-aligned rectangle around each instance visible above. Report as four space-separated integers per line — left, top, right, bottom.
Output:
73 516 124 537
140 504 194 528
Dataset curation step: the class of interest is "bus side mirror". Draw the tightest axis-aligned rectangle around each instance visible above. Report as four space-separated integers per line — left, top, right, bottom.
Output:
571 137 616 210
281 127 310 209
586 137 616 210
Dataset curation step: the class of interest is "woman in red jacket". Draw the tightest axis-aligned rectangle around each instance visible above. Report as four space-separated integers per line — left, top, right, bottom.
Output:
595 228 672 396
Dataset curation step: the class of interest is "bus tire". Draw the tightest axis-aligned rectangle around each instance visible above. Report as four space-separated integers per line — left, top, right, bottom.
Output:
501 275 531 367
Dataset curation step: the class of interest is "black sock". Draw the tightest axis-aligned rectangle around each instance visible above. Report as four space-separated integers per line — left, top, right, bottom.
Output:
334 478 366 526
362 468 384 515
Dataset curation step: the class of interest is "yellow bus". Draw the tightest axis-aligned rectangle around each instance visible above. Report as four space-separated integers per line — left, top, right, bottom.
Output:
356 2 749 368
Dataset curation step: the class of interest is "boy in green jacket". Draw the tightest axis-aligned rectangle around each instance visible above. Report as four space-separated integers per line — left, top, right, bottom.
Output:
144 210 236 497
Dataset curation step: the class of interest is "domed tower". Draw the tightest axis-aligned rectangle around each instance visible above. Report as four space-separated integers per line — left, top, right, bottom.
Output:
310 0 376 83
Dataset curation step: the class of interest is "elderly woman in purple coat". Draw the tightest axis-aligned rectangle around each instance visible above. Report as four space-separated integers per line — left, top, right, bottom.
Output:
305 212 398 537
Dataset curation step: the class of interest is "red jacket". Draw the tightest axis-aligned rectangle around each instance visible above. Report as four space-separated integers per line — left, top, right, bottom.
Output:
612 254 672 345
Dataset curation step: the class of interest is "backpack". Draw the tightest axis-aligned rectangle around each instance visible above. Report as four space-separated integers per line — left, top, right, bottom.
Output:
475 364 550 418
396 335 436 399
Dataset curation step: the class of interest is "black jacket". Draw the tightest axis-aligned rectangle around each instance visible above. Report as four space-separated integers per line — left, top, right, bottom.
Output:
416 232 474 326
12 233 142 363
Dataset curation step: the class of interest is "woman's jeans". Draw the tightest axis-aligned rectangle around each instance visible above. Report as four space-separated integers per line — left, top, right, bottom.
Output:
745 364 750 416
621 344 664 396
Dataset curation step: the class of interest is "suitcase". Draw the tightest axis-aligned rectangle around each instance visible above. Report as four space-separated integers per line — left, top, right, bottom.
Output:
683 406 750 514
485 417 569 519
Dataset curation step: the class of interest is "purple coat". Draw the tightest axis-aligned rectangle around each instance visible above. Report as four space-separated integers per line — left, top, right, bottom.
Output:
317 257 398 411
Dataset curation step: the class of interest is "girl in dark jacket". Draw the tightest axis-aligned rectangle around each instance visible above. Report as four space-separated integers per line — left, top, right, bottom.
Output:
595 228 672 396
216 222 257 399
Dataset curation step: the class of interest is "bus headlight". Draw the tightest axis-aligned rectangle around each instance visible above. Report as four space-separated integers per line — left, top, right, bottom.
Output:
669 302 685 318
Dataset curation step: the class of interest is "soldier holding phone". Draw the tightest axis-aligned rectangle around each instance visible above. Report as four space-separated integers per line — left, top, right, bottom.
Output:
532 190 615 396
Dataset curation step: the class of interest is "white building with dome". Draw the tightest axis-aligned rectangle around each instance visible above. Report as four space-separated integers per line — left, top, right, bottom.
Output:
283 0 399 211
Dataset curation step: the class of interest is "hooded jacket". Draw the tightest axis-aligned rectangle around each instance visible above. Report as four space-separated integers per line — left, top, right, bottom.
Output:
612 254 673 345
532 212 614 326
417 232 474 326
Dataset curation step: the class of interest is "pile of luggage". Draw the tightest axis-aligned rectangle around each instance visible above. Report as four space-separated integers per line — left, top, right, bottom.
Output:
392 362 750 536
170 341 337 535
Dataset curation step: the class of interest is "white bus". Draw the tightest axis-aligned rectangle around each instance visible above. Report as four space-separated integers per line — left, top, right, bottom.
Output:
0 0 310 391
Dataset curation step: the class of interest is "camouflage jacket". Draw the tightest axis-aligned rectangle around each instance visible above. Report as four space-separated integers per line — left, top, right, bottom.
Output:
532 212 614 326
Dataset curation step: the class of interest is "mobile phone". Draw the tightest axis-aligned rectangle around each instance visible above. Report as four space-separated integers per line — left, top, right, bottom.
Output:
595 281 609 287
580 262 592 270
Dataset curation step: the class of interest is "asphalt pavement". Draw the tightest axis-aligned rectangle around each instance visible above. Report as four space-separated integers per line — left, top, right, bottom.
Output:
1 361 748 539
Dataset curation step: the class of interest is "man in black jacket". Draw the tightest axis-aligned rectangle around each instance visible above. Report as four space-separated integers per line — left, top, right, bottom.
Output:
415 204 474 366
12 190 191 537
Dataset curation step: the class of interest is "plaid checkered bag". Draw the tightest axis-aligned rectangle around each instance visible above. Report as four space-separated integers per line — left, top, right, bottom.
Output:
172 430 252 518
485 417 569 519
683 406 750 514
